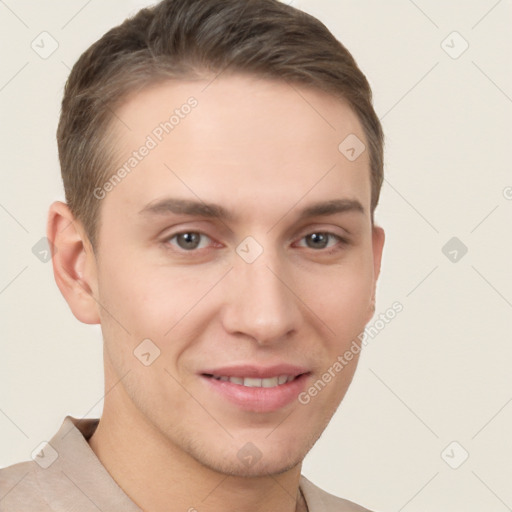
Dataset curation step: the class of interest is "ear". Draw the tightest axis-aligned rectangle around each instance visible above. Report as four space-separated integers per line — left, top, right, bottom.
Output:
366 224 385 323
46 201 100 324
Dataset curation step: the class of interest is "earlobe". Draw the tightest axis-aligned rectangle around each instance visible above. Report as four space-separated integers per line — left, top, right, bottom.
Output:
46 201 100 324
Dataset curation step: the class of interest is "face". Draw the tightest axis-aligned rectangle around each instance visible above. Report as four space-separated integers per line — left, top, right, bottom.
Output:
88 74 384 476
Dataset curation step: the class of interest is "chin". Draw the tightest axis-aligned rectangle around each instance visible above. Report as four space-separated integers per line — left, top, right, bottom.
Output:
185 437 309 478
203 453 304 478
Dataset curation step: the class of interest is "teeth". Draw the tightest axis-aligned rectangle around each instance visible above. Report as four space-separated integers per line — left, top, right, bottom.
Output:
262 377 279 388
244 377 262 387
211 374 297 388
278 375 288 385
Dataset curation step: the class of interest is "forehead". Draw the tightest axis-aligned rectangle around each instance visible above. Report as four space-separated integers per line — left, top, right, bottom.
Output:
103 74 371 225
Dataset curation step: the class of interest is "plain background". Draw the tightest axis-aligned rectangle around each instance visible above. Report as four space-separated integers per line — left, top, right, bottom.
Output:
1 1 511 510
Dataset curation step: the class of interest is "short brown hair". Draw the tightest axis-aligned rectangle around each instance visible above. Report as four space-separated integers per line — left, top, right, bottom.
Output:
57 0 384 249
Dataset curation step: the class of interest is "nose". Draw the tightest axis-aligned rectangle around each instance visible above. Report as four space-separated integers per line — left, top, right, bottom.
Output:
220 250 302 346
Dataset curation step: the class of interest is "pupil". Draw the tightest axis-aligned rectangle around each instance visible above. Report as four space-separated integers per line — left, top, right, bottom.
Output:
309 233 327 249
179 233 199 249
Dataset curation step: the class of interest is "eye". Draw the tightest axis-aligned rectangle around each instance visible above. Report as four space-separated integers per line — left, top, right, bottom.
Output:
296 232 347 252
165 231 212 251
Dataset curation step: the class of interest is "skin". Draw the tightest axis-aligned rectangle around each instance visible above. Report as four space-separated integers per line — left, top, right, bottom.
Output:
48 74 385 512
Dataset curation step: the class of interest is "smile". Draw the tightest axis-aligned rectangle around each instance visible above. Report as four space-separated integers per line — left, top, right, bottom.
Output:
201 372 310 412
205 374 298 387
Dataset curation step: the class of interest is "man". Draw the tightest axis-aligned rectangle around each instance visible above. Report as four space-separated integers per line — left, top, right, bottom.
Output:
0 0 385 510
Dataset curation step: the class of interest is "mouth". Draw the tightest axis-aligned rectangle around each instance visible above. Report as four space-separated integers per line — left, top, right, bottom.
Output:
202 373 301 388
199 366 311 413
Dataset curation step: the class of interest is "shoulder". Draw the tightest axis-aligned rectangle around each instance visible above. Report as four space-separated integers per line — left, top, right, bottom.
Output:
300 474 377 512
0 415 99 511
0 459 52 510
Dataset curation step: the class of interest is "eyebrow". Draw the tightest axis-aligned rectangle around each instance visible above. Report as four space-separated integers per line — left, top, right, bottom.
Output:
138 197 365 222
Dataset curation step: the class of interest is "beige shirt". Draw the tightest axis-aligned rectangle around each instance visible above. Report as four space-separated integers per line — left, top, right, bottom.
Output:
0 416 373 511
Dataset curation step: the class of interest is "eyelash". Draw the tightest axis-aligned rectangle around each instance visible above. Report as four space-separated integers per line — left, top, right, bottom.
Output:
162 231 349 255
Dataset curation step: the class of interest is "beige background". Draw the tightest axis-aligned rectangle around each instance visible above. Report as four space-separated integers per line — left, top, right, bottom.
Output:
1 1 511 510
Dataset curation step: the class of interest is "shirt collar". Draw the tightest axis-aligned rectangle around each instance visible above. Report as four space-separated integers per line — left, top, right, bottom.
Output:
41 415 141 510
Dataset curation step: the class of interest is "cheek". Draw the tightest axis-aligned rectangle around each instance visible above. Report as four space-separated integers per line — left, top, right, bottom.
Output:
97 254 192 327
297 255 373 333
96 257 222 364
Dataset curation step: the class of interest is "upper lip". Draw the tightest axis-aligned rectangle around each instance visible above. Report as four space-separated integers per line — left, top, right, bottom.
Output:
200 364 310 379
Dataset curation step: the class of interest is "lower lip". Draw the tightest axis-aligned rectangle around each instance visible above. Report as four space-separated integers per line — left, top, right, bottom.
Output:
200 374 310 413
